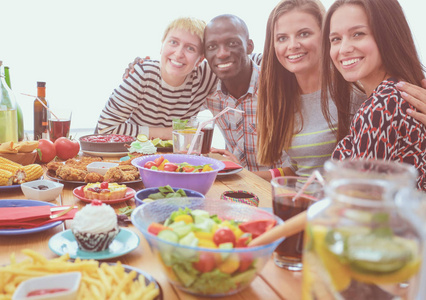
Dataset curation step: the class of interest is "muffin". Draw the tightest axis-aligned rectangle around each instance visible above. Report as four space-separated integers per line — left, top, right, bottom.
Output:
72 201 119 251
83 182 127 200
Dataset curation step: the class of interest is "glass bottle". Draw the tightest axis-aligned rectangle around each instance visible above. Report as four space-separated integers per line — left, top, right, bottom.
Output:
302 159 423 300
4 66 24 141
33 81 49 140
0 61 18 143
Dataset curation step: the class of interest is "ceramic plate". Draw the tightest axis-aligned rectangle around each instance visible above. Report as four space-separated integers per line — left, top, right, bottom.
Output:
73 186 136 204
0 199 62 235
46 170 141 185
48 228 140 260
217 167 243 176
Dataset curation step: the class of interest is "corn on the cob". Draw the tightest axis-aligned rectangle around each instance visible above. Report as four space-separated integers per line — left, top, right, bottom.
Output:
0 161 25 184
0 169 14 186
23 164 44 182
0 157 22 168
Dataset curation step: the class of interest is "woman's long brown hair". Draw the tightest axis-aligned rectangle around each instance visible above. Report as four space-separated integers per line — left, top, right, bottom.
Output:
321 0 425 141
257 0 325 166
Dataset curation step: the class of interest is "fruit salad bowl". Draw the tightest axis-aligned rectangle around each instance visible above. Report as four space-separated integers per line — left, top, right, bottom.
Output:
131 198 284 297
132 154 225 195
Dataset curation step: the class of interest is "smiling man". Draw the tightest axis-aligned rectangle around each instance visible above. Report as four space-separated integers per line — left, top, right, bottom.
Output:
203 14 290 180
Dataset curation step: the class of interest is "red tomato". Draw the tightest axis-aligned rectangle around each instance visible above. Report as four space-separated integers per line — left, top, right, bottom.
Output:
144 161 157 169
36 139 56 163
213 227 236 246
147 223 171 235
154 156 165 166
54 137 80 160
193 252 216 273
163 163 178 172
235 233 252 248
238 219 277 239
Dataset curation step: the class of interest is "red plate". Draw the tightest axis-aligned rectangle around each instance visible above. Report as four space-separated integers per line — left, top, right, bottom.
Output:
73 186 136 204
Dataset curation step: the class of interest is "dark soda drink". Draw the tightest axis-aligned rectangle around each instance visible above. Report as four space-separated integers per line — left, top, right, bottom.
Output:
201 127 214 154
273 194 314 259
49 119 71 142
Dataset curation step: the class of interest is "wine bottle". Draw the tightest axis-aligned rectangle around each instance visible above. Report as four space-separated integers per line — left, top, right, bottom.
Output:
33 81 49 140
0 61 18 143
4 66 24 141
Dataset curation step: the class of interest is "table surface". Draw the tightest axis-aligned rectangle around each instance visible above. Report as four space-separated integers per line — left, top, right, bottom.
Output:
0 154 302 300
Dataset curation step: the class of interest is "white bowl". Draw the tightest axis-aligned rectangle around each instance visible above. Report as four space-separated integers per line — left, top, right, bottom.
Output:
86 161 119 176
12 272 81 300
20 180 64 201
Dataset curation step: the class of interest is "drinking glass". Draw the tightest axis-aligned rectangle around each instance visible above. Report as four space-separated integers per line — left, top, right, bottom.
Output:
172 130 204 155
271 176 324 271
49 109 72 142
190 116 215 156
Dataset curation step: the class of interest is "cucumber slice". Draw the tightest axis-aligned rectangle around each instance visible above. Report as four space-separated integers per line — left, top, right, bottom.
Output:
219 242 233 261
346 235 412 274
157 230 179 244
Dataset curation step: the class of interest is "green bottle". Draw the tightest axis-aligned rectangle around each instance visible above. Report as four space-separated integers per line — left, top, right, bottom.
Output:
0 61 18 143
4 66 24 141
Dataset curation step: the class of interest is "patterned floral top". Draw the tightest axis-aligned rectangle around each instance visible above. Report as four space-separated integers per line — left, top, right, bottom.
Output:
332 78 426 191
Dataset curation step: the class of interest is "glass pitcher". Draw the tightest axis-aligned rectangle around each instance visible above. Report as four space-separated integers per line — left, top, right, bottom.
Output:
302 159 423 300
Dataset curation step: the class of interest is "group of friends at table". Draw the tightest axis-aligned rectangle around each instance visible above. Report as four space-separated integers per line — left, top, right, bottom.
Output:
95 0 425 191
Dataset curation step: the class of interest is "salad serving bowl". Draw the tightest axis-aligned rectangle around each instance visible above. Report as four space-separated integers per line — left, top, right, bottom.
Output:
132 154 225 195
131 198 284 297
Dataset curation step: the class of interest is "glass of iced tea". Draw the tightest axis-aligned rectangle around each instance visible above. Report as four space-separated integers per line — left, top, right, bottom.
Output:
48 109 72 142
190 116 215 156
271 176 324 271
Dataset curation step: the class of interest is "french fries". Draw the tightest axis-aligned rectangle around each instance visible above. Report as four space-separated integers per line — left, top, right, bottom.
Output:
0 249 160 300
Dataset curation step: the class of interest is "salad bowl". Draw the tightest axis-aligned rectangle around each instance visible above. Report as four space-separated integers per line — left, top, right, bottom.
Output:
132 154 225 195
131 198 284 297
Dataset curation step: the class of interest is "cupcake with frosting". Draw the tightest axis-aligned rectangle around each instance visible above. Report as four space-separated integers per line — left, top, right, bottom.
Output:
72 201 119 252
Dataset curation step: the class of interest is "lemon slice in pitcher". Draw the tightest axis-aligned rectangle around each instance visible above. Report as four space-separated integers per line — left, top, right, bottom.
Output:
137 134 148 142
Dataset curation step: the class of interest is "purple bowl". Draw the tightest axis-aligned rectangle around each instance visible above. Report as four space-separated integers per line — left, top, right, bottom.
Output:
132 154 225 195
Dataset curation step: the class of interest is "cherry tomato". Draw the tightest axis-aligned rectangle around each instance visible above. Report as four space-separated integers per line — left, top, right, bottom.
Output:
213 227 236 246
154 156 165 166
238 219 277 239
193 252 216 273
182 166 195 172
235 233 252 248
238 253 253 272
54 137 80 160
36 139 56 163
163 163 178 172
144 161 157 169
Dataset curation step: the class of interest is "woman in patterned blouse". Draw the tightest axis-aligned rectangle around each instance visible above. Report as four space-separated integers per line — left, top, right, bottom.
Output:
321 0 426 190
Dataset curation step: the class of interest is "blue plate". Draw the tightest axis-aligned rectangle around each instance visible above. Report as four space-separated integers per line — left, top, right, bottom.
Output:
0 184 22 190
48 228 140 260
0 199 63 235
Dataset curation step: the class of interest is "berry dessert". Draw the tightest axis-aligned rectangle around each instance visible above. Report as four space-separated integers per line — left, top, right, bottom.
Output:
83 182 127 200
72 200 119 252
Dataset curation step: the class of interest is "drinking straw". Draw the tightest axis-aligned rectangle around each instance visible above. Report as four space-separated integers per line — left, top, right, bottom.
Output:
20 93 60 121
292 170 325 202
186 107 245 154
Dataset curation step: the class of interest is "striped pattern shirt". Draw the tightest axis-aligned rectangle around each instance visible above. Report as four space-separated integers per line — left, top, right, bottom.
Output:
97 60 218 136
205 62 290 172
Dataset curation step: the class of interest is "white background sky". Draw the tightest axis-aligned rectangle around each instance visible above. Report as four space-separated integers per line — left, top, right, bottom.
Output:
2 0 425 134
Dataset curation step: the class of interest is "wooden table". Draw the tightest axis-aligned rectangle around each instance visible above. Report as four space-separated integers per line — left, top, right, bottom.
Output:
0 155 302 300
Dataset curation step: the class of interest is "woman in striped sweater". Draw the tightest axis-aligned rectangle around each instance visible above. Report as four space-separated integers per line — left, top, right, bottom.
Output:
96 17 218 140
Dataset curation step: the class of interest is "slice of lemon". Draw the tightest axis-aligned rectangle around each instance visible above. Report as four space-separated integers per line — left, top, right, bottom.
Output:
137 134 148 142
151 138 161 146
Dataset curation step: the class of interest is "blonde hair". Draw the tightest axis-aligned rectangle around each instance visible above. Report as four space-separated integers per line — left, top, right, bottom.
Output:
161 17 206 49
